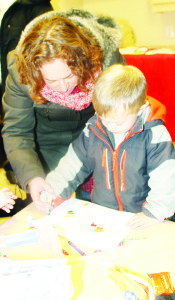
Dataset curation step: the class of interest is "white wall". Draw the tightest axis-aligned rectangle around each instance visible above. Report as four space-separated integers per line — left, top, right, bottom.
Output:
2 0 175 47
0 0 15 23
83 0 175 47
59 0 83 10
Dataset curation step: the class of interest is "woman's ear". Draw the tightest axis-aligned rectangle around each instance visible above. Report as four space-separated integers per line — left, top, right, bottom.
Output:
137 102 149 116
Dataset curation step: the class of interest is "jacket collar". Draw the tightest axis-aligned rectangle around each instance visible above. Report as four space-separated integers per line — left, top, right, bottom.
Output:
89 96 166 140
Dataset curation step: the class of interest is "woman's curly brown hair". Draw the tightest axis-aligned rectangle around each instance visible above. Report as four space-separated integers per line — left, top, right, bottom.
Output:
16 15 103 104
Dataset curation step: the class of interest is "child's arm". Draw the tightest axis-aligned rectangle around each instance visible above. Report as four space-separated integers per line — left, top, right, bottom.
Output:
127 212 159 230
144 126 175 221
45 139 92 202
0 187 17 213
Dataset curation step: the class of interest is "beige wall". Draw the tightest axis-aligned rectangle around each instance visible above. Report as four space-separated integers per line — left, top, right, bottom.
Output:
83 0 175 47
59 0 83 10
2 0 175 47
55 0 175 47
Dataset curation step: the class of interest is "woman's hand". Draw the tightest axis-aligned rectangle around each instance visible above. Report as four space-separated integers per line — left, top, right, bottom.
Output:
28 177 54 211
127 212 159 230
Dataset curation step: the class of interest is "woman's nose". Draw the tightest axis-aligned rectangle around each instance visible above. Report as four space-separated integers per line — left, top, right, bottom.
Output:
58 80 68 93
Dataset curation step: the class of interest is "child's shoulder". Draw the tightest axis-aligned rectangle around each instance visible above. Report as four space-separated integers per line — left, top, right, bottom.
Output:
85 114 98 128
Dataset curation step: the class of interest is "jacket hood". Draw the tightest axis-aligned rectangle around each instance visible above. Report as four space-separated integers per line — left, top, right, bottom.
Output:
16 8 122 69
145 96 166 124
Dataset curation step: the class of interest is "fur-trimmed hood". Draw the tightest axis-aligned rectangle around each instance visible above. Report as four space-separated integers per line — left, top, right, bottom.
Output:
16 8 122 69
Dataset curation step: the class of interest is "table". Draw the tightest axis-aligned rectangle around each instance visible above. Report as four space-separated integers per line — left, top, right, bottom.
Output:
123 52 175 141
0 202 175 299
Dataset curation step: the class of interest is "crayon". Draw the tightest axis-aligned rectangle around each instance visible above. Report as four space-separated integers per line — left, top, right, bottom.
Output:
68 241 86 256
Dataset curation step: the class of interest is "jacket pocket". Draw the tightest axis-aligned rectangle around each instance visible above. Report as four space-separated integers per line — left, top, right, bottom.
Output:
120 150 127 192
102 148 111 189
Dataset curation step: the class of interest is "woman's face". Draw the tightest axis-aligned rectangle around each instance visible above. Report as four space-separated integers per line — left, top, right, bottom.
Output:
40 58 78 95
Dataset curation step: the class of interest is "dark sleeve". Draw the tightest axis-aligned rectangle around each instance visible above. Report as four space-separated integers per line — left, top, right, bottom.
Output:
2 67 45 192
156 293 175 300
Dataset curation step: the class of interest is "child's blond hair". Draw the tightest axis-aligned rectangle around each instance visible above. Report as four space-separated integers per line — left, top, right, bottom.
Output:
92 64 147 116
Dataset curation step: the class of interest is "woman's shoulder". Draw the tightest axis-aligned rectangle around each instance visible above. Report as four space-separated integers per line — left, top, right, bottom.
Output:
6 50 31 96
7 50 16 69
6 50 20 84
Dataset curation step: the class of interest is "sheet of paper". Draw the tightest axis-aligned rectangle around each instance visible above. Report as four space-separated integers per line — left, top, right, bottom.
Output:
38 198 134 251
0 227 63 260
77 253 124 300
0 259 73 300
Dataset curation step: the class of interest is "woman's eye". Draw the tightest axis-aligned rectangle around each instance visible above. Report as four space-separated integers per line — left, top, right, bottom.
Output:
67 74 74 79
46 80 55 84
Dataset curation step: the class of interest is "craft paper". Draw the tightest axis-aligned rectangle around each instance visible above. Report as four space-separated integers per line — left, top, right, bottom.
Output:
0 227 63 260
0 259 73 300
38 198 134 251
77 252 125 300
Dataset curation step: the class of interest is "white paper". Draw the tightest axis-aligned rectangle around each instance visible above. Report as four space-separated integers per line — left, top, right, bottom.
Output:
0 259 73 300
38 198 134 251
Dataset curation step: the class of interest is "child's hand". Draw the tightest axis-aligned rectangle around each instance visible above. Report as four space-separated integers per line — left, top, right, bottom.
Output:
127 212 159 230
0 187 17 213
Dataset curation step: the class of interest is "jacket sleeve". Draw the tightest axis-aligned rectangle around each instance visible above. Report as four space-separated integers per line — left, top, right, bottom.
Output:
143 125 175 221
46 127 92 199
2 61 45 191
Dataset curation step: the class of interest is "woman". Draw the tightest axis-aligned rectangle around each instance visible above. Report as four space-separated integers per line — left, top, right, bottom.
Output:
2 9 126 210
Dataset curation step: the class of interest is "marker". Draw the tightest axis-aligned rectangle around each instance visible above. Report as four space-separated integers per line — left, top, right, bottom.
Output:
46 205 50 216
43 191 52 218
42 189 54 227
68 241 86 256
27 216 39 229
46 205 55 228
42 190 47 201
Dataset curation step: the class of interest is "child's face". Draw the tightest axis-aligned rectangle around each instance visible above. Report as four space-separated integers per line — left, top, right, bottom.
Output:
100 111 139 134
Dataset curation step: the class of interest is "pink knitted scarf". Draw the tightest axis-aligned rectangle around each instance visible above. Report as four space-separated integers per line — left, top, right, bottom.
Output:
40 71 101 111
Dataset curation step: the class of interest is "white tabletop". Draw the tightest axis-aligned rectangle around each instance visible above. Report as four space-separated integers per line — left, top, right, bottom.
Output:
0 202 175 300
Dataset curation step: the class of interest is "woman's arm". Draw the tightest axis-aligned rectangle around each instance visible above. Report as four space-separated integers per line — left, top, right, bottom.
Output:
2 56 45 192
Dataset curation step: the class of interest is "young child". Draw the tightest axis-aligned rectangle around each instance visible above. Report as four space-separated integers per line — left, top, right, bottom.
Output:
0 187 17 213
40 64 175 229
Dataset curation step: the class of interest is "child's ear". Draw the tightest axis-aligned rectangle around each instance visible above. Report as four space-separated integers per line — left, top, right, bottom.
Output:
137 102 149 116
